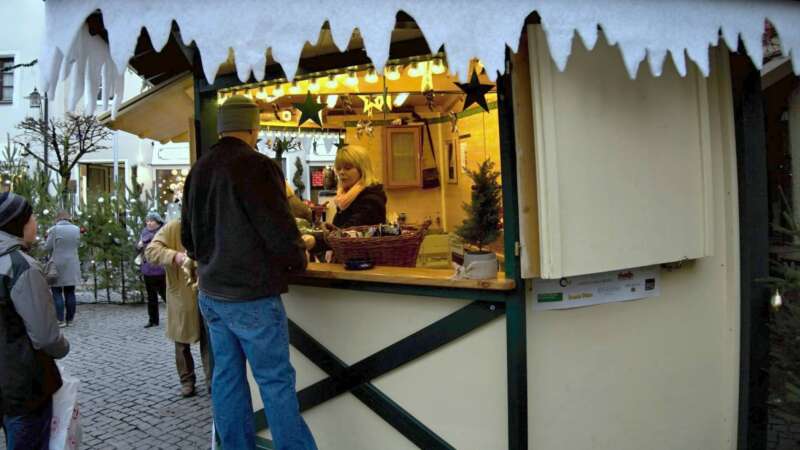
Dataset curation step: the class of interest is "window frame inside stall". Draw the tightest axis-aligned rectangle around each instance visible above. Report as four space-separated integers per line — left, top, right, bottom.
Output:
192 47 529 449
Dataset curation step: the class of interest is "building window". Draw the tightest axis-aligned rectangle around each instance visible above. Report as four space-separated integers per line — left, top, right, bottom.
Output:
0 57 13 104
83 163 125 194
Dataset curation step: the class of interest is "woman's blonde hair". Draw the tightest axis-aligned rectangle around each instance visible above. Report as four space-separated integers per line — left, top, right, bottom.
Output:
334 144 379 187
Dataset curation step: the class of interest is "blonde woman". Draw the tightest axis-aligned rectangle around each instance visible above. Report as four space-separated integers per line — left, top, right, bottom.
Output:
331 145 386 227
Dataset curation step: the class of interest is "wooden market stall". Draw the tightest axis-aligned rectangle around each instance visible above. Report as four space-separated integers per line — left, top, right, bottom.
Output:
41 2 800 449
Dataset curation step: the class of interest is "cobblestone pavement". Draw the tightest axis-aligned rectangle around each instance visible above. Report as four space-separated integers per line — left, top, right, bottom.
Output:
768 414 800 450
2 302 213 449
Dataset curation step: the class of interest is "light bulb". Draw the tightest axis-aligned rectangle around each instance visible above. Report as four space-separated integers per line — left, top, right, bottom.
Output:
771 289 783 310
326 75 338 89
393 92 409 107
345 71 358 87
272 85 284 97
256 87 267 100
171 169 178 176
364 69 378 84
181 169 189 176
431 58 446 75
385 65 400 81
289 82 301 95
326 95 338 109
408 62 423 78
308 78 321 93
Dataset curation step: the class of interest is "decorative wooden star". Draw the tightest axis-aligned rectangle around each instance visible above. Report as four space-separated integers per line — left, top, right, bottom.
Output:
293 92 325 127
456 71 493 112
359 94 393 118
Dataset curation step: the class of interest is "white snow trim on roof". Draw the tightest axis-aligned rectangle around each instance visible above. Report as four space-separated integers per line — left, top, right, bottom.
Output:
41 0 800 117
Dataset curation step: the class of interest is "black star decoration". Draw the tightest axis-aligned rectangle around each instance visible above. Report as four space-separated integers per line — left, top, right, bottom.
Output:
455 71 493 112
293 92 325 127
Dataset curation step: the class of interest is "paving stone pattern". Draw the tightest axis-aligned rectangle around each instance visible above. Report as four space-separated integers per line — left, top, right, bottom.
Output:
768 414 800 450
1 302 213 450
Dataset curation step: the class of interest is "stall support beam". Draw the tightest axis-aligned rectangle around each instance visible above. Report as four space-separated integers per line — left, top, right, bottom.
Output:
193 54 219 159
731 50 770 450
498 50 529 450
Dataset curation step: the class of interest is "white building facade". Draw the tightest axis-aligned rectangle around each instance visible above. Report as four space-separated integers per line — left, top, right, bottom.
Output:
0 0 189 209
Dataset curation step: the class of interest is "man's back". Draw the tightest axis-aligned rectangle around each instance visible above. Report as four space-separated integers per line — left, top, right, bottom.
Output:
181 136 306 300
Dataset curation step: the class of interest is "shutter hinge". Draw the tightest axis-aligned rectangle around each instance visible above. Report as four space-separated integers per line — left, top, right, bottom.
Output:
514 241 521 256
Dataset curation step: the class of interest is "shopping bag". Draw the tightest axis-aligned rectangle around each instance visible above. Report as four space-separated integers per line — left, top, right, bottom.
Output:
50 367 82 450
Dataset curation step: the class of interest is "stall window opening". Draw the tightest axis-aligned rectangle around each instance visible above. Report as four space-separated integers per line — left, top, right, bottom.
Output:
216 24 511 290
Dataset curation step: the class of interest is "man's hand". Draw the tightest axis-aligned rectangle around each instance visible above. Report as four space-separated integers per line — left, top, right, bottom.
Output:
173 252 187 267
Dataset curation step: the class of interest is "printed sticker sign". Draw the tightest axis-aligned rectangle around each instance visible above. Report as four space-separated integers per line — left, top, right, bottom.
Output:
532 266 660 311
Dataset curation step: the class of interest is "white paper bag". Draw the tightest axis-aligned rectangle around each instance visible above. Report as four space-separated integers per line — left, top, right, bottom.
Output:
50 368 82 450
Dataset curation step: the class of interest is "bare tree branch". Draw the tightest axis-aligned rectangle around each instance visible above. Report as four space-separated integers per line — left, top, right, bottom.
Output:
15 114 113 202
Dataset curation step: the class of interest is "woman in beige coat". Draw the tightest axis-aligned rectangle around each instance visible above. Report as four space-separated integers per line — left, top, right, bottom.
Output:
145 219 211 397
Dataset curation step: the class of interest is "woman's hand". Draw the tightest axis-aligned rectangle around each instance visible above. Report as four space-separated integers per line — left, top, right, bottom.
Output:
173 252 187 267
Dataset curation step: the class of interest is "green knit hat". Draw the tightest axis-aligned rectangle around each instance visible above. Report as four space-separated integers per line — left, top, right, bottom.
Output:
217 95 260 134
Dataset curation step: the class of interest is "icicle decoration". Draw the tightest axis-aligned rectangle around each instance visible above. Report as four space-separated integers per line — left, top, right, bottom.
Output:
40 0 800 116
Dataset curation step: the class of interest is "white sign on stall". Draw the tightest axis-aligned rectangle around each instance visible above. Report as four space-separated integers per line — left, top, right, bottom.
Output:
532 266 660 311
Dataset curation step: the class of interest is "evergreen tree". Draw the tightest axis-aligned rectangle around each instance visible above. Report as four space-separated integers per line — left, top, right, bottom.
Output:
762 190 800 420
455 159 502 252
293 156 305 200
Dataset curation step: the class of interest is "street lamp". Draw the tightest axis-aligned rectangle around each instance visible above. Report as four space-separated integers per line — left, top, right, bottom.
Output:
26 87 41 109
25 87 49 178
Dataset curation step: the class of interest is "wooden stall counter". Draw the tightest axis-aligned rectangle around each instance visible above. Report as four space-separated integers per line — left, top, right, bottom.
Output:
291 262 516 291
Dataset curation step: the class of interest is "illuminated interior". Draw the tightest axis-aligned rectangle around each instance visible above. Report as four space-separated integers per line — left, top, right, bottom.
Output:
218 43 503 268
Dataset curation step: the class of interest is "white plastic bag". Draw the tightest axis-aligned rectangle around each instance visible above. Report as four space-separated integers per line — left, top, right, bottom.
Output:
49 367 82 450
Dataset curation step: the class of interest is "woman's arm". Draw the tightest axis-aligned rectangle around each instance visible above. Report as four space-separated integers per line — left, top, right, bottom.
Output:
145 224 179 267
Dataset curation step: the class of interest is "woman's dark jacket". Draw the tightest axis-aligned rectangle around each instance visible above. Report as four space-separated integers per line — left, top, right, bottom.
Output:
333 184 387 228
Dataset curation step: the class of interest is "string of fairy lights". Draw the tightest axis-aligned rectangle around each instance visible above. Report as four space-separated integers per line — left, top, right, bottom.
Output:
217 54 449 107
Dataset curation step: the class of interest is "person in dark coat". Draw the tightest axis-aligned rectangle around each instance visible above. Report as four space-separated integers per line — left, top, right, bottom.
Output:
137 212 166 328
0 193 70 450
44 210 82 327
331 144 387 228
181 95 316 449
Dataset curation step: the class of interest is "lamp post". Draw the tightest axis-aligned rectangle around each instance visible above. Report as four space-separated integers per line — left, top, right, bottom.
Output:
26 87 49 179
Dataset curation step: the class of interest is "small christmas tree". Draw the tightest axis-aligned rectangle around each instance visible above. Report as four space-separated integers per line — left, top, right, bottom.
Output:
293 157 305 200
455 159 501 252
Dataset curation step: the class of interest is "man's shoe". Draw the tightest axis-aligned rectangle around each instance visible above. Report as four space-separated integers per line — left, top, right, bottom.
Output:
58 321 66 328
181 385 196 398
144 323 156 328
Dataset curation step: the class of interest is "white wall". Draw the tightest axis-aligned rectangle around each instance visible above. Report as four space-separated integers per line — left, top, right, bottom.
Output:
252 287 508 449
0 0 45 146
0 0 150 197
524 50 740 450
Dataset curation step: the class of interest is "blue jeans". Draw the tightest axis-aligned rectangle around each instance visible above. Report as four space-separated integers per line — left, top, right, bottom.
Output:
199 292 316 450
51 286 76 322
2 398 52 450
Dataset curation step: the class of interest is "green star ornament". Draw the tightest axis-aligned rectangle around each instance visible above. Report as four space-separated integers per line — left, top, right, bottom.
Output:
455 71 493 112
293 92 325 127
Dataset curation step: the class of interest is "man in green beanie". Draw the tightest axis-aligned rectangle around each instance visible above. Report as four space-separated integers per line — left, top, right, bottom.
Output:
181 95 316 449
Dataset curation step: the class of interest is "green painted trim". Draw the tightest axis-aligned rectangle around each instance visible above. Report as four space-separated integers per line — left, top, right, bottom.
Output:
496 60 529 450
290 278 514 302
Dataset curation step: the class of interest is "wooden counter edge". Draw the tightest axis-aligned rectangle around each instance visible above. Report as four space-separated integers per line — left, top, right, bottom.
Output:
290 262 516 291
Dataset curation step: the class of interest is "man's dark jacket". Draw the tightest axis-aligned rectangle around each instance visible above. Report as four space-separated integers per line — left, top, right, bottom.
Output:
181 137 306 300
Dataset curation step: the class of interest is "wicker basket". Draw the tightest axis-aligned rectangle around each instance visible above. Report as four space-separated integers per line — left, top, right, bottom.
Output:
326 221 431 267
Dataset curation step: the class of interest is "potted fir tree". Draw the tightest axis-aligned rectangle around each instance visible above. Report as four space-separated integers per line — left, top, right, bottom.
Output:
455 159 502 279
